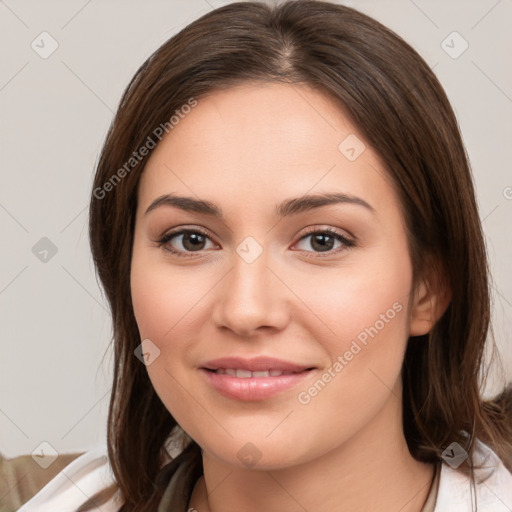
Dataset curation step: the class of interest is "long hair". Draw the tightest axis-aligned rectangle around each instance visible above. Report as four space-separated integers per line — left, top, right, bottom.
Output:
82 1 512 510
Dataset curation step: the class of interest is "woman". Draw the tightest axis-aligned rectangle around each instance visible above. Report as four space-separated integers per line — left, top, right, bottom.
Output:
19 1 512 511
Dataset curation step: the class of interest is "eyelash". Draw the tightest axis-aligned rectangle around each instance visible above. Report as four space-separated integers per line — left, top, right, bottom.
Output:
156 226 356 259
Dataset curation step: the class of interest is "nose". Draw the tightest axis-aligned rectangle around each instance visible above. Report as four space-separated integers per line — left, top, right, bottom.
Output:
212 246 290 338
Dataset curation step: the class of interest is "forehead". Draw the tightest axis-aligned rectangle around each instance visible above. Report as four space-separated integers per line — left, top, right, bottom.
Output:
137 83 400 222
151 82 357 169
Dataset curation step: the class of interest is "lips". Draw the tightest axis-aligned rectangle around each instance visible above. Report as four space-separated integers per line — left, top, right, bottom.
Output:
200 356 316 401
201 356 314 373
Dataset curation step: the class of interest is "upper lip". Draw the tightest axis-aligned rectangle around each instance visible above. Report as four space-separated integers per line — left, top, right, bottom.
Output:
201 356 315 373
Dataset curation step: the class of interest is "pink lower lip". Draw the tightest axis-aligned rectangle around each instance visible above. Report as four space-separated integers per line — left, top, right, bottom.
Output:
200 369 314 401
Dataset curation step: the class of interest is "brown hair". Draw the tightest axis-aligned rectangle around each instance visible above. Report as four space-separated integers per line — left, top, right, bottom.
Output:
82 1 512 510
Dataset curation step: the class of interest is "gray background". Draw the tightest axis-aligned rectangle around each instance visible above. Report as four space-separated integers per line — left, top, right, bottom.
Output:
1 0 511 458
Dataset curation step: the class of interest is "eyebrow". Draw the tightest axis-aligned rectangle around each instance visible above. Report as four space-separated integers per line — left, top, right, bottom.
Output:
144 192 376 218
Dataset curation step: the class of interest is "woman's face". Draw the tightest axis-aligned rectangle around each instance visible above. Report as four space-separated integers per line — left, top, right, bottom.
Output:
130 83 424 469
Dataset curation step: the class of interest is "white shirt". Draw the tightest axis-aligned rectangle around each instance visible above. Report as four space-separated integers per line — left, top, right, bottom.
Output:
17 445 121 512
18 438 512 511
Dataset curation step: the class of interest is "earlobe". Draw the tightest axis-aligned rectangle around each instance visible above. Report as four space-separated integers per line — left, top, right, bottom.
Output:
409 271 452 337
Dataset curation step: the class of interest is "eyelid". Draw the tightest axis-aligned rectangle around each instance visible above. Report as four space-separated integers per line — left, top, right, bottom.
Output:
297 225 354 243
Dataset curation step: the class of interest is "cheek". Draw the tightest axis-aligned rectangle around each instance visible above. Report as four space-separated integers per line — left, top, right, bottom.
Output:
130 245 217 403
294 250 412 355
130 249 211 342
130 249 205 425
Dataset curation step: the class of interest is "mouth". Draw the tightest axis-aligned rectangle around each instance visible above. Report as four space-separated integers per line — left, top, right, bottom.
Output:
203 368 315 378
199 357 317 401
200 356 316 374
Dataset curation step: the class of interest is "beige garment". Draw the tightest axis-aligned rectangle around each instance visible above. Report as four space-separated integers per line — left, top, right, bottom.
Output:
0 451 84 512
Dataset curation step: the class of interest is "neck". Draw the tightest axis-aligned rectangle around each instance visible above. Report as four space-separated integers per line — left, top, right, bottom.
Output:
188 390 435 512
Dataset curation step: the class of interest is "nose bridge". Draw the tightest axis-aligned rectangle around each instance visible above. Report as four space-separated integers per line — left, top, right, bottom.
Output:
213 238 288 336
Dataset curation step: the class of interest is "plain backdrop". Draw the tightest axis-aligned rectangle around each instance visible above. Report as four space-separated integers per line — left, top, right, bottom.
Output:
1 0 511 458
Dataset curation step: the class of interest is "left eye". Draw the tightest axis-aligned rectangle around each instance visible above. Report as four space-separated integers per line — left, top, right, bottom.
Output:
294 229 355 254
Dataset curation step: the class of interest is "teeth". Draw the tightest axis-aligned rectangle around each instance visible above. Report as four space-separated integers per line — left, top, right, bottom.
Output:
252 370 270 378
213 368 291 377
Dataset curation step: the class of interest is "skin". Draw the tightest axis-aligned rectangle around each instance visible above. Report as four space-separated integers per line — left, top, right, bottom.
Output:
130 83 450 512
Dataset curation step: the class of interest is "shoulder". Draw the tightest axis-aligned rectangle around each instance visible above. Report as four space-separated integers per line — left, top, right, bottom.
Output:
435 438 512 511
17 444 122 512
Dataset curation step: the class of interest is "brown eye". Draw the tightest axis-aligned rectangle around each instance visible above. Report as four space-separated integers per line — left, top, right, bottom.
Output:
294 228 355 256
158 229 215 257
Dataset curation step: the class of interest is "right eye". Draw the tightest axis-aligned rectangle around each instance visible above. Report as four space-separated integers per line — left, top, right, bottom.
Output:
157 228 217 257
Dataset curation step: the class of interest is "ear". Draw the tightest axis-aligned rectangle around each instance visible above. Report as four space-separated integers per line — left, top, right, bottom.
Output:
409 266 452 337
